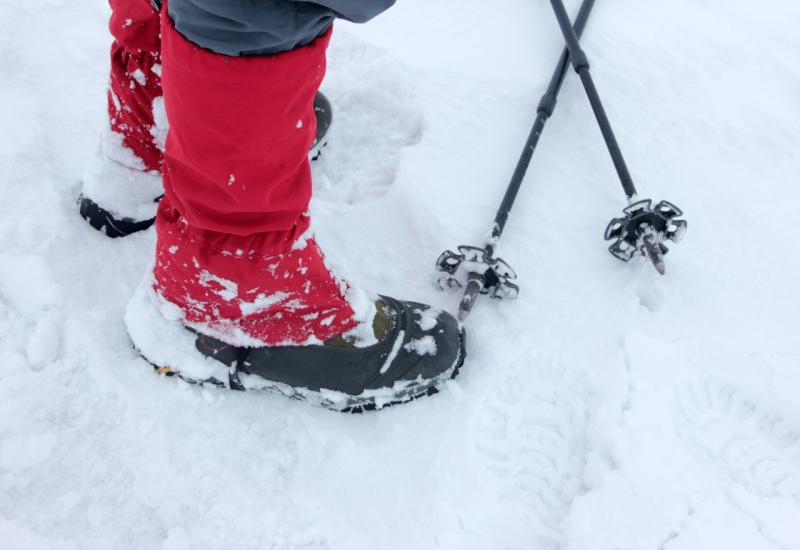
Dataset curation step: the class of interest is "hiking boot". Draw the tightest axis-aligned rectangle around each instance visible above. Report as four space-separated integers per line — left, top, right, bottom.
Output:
120 18 465 414
125 279 466 413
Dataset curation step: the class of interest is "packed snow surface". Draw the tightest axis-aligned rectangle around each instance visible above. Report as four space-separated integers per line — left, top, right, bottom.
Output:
2 0 800 548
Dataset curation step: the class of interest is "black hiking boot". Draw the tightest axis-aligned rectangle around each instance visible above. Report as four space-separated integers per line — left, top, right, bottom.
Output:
126 283 466 413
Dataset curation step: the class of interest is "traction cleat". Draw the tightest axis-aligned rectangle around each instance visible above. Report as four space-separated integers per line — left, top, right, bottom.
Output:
605 199 687 274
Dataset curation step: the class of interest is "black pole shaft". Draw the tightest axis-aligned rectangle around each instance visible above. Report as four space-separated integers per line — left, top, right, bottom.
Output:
549 0 638 200
488 0 597 257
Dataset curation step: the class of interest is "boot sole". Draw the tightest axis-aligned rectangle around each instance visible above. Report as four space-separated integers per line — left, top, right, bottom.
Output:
143 330 465 413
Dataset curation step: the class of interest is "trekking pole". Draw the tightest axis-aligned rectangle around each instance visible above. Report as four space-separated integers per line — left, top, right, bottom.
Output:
436 0 597 321
548 0 687 275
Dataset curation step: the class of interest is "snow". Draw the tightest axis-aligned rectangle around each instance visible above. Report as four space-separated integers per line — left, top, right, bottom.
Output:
196 269 238 302
379 330 406 375
85 131 163 220
131 68 146 87
415 307 439 331
150 96 168 151
239 292 291 316
1 0 800 549
404 335 437 356
0 434 57 472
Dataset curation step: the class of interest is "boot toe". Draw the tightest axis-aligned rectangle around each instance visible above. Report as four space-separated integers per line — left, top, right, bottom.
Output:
369 297 465 389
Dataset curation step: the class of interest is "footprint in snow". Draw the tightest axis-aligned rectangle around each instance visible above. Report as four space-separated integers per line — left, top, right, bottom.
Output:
311 30 423 206
675 377 800 500
474 358 596 544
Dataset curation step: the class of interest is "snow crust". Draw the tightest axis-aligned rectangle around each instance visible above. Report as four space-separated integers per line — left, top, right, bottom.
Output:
1 1 800 549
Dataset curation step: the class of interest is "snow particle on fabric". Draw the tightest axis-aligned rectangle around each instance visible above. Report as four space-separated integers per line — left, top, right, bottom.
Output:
290 224 314 251
150 96 168 151
238 292 289 316
197 270 238 302
319 314 336 327
131 69 146 86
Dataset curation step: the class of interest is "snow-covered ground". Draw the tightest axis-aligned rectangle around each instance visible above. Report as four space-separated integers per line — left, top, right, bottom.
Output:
2 0 799 548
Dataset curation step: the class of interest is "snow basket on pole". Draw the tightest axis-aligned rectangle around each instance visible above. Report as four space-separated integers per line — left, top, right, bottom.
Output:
548 0 687 274
436 0 597 321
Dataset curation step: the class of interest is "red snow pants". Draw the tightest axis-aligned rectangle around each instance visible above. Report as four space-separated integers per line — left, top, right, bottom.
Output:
109 1 357 345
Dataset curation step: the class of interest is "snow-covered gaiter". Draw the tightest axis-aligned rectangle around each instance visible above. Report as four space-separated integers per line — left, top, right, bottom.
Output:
153 11 357 346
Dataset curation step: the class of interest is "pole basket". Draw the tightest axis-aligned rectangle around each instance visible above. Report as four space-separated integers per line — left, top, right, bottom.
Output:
604 199 687 274
436 245 520 300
